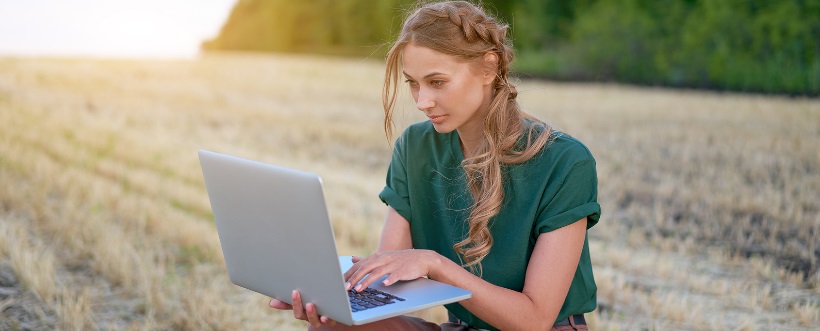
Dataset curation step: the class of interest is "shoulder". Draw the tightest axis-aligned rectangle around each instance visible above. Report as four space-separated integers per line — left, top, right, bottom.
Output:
521 119 595 167
543 132 595 165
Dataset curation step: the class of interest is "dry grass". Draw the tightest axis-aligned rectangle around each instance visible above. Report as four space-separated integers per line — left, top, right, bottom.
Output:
55 287 95 331
0 219 57 303
0 52 817 330
793 300 819 326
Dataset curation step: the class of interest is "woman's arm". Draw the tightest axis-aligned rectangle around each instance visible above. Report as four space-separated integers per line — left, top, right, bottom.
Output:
345 217 588 330
432 218 588 330
377 206 413 252
346 206 412 266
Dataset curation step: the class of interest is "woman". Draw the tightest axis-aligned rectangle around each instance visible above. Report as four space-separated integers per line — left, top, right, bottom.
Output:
271 1 599 330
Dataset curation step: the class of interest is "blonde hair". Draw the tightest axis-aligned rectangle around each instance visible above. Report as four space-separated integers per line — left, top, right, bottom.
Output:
382 1 552 275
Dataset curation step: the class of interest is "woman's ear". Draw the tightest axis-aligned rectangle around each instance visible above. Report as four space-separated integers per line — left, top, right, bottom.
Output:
481 52 499 85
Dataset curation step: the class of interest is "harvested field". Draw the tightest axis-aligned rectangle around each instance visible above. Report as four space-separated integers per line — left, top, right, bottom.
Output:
0 53 817 330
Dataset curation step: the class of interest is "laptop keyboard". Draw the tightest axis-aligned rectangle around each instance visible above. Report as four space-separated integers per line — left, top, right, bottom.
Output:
347 287 405 312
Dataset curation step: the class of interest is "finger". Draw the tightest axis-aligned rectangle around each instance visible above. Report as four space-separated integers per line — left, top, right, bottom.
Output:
343 255 370 281
351 257 396 292
305 303 322 329
346 264 375 292
354 266 393 292
343 263 359 284
292 291 307 320
351 256 363 262
343 257 373 289
320 315 337 326
343 257 361 280
269 299 293 310
347 252 395 291
382 273 398 287
354 275 376 292
383 271 417 287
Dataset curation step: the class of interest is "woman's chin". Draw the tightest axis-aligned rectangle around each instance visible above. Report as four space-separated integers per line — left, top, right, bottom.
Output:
431 123 456 134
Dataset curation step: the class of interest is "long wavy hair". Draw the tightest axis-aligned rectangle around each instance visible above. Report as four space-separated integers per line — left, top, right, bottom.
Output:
383 1 552 275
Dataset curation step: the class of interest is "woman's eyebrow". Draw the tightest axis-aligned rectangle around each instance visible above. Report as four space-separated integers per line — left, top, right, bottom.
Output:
403 71 447 79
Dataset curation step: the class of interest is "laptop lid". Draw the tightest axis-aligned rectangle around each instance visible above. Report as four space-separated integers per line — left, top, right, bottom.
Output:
198 150 354 323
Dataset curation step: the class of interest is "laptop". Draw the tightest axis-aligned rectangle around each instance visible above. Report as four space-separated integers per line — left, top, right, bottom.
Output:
198 150 472 326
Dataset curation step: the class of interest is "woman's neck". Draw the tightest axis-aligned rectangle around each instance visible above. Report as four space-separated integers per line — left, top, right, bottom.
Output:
457 127 484 158
457 87 494 158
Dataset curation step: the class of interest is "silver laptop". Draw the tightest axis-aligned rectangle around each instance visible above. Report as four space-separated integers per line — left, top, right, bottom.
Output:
198 150 472 326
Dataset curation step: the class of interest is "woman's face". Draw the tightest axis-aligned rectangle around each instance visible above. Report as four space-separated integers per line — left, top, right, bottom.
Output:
401 43 495 136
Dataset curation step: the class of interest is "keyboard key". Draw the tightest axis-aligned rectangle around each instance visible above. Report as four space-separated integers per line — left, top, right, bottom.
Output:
347 288 406 312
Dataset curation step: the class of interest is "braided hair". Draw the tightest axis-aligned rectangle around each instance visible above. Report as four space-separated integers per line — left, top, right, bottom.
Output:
382 1 552 275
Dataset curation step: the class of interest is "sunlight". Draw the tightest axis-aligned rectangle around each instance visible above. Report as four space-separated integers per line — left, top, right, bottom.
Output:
0 0 235 58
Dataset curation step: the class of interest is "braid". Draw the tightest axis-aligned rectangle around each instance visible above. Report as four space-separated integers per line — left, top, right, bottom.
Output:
445 6 517 103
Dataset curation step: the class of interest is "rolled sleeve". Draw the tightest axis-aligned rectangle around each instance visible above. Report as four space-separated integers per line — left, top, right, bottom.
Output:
378 135 413 223
534 159 601 237
379 186 412 223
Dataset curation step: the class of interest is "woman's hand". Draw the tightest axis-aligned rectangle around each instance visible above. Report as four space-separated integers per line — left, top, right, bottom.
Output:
268 290 337 328
343 250 441 292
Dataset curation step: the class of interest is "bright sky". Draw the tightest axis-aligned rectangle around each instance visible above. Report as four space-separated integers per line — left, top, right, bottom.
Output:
0 0 237 59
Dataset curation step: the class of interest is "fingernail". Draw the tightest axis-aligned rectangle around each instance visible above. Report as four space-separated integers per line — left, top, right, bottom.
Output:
383 279 390 286
354 284 362 291
292 290 297 298
345 282 350 290
269 300 274 307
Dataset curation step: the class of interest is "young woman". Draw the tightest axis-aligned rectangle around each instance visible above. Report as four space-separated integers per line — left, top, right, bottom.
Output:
271 1 599 330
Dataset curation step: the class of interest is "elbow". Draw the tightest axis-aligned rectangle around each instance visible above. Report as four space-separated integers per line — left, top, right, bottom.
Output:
519 311 558 331
514 320 553 331
515 294 560 330
500 311 560 330
533 310 560 331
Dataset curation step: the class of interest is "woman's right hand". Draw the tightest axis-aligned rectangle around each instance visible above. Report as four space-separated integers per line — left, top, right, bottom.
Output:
269 290 338 328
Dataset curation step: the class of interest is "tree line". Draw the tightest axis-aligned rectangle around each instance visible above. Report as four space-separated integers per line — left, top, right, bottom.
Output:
203 0 819 95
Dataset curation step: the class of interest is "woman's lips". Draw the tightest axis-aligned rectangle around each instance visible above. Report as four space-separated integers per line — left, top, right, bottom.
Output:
428 115 446 124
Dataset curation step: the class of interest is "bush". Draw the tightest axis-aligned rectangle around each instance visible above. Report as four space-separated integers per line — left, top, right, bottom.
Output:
513 0 819 95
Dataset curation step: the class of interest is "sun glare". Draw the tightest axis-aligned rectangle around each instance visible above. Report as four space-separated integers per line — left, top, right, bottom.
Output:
0 0 235 59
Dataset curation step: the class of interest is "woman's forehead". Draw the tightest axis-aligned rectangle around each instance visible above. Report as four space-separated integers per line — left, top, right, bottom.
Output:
401 43 467 77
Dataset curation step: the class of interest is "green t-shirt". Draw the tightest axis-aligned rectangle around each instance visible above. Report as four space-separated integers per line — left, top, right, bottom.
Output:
378 120 600 330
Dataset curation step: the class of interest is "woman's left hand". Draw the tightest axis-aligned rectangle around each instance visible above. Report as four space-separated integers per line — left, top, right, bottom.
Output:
343 250 440 292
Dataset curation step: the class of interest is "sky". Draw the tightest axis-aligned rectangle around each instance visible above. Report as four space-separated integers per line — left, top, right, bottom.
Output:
0 0 237 59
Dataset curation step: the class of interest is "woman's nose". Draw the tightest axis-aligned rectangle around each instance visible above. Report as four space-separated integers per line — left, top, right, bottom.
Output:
416 89 435 110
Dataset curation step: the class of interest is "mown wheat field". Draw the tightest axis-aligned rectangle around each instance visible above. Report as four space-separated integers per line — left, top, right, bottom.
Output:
0 53 817 330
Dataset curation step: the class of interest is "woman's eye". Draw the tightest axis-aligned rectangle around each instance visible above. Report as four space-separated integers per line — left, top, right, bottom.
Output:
431 81 444 87
404 79 418 87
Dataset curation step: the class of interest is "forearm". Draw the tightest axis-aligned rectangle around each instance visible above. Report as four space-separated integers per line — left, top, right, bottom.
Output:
427 253 558 331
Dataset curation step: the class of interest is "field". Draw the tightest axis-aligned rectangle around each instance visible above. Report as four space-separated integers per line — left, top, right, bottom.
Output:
0 53 817 330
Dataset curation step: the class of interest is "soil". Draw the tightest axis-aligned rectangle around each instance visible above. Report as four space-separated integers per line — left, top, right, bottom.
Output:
0 262 56 330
